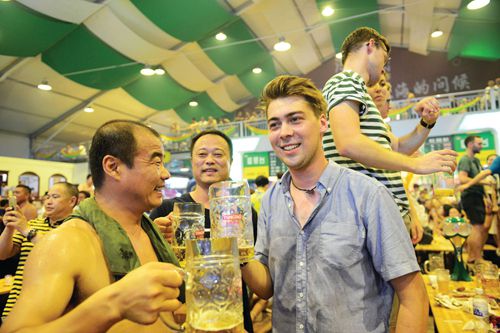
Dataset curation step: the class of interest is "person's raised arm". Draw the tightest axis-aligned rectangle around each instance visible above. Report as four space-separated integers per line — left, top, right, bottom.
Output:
0 222 183 333
456 169 493 192
0 208 27 260
395 97 440 155
391 272 429 333
330 101 457 174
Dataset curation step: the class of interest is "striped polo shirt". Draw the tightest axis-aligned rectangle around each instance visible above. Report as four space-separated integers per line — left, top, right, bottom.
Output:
2 217 62 318
322 70 409 216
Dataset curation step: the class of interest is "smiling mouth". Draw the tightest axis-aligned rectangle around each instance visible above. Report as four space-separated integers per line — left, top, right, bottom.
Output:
203 168 218 173
281 143 300 151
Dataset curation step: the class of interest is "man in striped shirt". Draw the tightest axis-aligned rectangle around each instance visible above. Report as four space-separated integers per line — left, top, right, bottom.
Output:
322 27 457 242
0 182 78 318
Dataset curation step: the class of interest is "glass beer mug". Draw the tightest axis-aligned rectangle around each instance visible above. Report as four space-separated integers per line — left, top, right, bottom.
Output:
172 202 205 267
209 181 254 263
185 237 244 332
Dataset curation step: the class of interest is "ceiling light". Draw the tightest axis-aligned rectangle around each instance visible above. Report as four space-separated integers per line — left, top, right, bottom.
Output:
154 68 165 75
252 67 262 74
84 106 94 113
335 52 342 59
467 0 490 10
273 38 291 52
140 65 155 76
321 6 334 17
189 101 198 107
431 29 443 38
215 32 227 41
37 80 52 91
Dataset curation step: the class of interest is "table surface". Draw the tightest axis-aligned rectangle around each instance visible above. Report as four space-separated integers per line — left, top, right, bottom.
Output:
0 278 12 295
416 235 496 252
423 275 477 333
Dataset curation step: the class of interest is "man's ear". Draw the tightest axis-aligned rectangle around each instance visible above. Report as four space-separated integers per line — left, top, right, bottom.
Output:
319 113 329 135
102 155 122 182
366 38 376 55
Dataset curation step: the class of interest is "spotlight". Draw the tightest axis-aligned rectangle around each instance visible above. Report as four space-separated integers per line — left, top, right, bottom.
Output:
154 68 165 75
273 38 291 52
189 101 198 107
321 6 334 17
467 0 490 10
252 67 262 74
140 65 155 76
84 106 94 113
431 29 443 38
215 32 227 41
37 80 52 91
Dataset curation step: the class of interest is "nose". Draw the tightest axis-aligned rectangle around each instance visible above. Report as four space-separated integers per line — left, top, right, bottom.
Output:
279 121 294 138
161 165 171 180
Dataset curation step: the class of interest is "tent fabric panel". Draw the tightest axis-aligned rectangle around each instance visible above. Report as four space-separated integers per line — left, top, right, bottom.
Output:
123 74 197 110
0 2 76 57
130 0 233 42
198 19 270 75
41 25 142 90
238 57 277 97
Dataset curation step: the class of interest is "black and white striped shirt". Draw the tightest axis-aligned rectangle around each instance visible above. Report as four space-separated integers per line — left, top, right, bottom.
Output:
322 70 409 216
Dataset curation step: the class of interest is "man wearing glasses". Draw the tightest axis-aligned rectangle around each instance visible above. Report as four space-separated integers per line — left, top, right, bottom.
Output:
322 27 457 243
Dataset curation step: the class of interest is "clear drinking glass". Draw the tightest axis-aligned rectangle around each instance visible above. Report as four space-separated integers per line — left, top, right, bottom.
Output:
172 202 205 267
209 181 254 263
435 268 451 293
424 253 445 274
185 237 244 333
480 264 499 296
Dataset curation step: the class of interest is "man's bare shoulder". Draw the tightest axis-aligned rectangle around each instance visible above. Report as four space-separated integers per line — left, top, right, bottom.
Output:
35 218 101 262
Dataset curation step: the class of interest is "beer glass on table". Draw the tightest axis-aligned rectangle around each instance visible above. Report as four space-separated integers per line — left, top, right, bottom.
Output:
172 202 204 267
185 237 244 333
209 181 254 263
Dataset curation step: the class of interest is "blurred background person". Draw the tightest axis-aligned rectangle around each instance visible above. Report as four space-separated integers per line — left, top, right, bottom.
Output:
13 185 37 221
78 174 94 197
251 175 269 214
0 182 78 319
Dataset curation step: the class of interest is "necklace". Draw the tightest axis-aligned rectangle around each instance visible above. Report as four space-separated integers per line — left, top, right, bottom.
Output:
291 179 317 194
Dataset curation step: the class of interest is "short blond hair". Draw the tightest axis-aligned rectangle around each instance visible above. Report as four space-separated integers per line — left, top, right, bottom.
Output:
259 75 327 118
341 27 390 65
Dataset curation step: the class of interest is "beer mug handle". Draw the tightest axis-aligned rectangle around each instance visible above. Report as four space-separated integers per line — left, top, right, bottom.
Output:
160 311 185 332
424 260 430 274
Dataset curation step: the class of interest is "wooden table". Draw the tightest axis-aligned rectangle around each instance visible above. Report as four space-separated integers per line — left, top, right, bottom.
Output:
0 278 12 295
423 275 476 333
416 235 496 252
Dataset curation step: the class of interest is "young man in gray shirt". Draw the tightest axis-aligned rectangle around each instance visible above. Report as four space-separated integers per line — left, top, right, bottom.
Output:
242 75 428 332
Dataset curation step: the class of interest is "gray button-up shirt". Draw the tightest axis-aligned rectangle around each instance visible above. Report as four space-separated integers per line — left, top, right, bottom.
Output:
255 162 420 332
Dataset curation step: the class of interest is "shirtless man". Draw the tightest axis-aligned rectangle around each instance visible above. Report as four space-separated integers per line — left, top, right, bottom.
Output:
1 120 183 333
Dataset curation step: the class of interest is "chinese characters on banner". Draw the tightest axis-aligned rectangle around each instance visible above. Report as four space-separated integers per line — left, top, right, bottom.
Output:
394 73 471 99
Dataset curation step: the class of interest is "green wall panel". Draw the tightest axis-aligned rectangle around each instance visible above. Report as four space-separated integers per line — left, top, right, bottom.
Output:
238 57 277 97
123 74 196 110
198 19 269 75
316 0 380 51
175 93 228 123
448 1 500 61
42 26 141 90
0 2 76 56
131 0 232 42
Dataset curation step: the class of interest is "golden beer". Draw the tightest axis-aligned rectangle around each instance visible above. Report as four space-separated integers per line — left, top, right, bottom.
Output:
238 245 254 264
186 310 244 332
172 245 186 267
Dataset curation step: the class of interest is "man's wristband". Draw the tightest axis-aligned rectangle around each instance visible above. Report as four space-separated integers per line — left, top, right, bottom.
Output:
419 118 436 129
